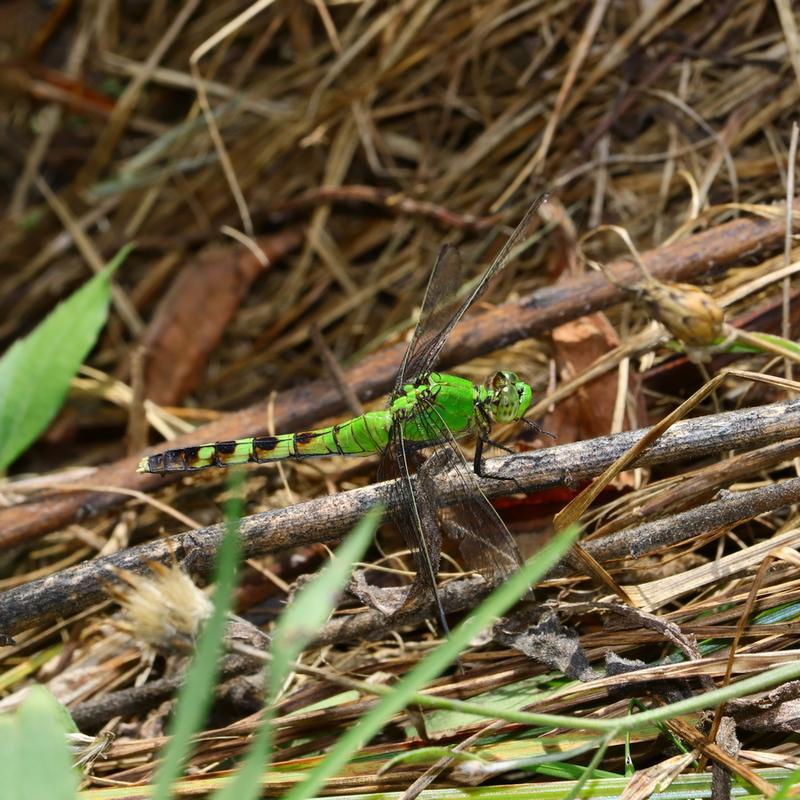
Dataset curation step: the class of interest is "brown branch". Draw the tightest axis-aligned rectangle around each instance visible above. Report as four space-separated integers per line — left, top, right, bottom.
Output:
319 468 800 647
2 399 799 637
586 437 800 542
582 476 800 565
0 209 791 549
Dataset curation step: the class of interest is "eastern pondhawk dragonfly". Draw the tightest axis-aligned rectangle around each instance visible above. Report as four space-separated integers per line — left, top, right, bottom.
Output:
139 195 547 630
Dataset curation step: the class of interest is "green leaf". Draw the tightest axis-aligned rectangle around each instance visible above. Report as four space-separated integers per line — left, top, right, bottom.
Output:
423 674 558 735
210 505 382 800
0 686 78 800
733 331 800 357
0 244 133 470
379 746 482 772
151 472 244 800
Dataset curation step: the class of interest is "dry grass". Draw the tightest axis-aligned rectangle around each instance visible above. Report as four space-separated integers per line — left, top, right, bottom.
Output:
2 0 800 796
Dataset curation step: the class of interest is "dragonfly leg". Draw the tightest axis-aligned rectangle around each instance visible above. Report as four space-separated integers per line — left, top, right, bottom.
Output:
482 435 516 456
473 434 526 493
474 404 521 480
521 416 556 439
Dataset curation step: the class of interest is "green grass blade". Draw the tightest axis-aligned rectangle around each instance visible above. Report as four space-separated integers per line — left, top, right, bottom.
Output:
282 523 581 800
775 763 800 799
0 685 78 800
561 730 614 800
268 505 381 698
210 505 382 800
151 473 244 800
0 244 133 470
726 331 800 357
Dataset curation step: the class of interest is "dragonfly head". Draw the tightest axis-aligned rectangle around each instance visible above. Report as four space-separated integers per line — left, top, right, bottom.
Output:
487 371 532 423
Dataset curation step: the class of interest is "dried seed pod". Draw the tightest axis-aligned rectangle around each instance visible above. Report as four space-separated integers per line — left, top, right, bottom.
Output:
584 226 725 351
637 279 725 347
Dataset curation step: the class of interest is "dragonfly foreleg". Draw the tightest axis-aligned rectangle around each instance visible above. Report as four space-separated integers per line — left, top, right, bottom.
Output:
521 417 556 439
471 400 525 489
473 432 526 494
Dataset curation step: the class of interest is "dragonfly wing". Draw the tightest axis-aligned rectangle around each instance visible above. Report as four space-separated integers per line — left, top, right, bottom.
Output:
399 194 547 386
379 396 522 616
377 197 545 622
393 244 463 396
377 423 446 621
413 398 523 585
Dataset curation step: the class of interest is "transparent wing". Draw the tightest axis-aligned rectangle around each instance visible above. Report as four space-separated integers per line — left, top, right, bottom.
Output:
395 194 547 392
413 397 523 584
393 244 463 397
378 418 446 623
378 395 522 620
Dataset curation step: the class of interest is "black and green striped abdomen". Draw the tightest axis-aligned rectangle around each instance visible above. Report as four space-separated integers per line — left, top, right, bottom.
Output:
137 372 486 474
138 410 393 473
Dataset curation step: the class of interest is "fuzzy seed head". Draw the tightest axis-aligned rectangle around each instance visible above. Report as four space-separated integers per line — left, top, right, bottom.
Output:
108 563 213 653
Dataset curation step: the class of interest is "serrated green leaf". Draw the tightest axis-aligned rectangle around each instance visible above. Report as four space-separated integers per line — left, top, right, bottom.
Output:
0 244 133 470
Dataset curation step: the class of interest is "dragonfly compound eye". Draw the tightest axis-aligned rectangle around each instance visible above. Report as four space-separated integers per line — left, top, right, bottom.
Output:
488 370 518 389
490 384 515 422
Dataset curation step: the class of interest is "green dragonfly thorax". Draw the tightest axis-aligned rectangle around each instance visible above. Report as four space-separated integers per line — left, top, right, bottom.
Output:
481 370 533 424
393 370 532 437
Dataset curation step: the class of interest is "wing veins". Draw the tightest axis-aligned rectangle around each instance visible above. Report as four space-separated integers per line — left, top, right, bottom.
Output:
412 396 522 582
404 194 548 384
394 244 461 395
396 424 440 596
378 420 449 629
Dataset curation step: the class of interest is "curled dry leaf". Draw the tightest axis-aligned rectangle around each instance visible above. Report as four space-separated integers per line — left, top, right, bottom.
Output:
141 230 302 405
494 611 595 681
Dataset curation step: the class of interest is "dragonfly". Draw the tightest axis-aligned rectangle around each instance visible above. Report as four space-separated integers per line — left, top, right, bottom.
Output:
139 195 548 631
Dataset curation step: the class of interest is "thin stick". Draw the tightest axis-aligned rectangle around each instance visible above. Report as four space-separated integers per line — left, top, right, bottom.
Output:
34 176 143 336
76 0 202 186
188 0 281 236
554 370 800 531
310 324 363 417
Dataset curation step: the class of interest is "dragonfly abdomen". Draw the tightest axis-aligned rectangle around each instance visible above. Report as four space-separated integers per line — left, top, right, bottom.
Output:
137 410 392 473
